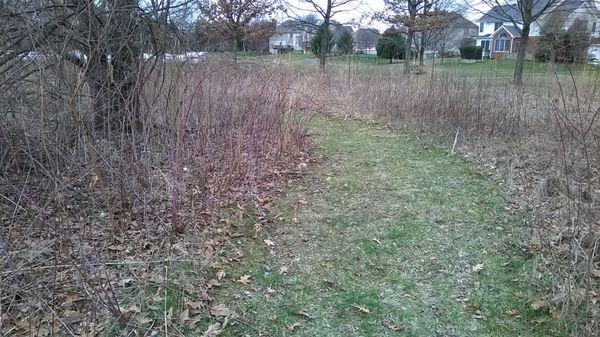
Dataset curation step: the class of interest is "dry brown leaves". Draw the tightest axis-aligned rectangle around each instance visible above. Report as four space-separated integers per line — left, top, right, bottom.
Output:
1 143 314 336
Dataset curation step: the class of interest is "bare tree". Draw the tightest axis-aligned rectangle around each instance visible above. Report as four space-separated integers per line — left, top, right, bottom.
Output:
382 0 433 73
424 11 464 63
197 0 277 52
382 0 462 72
285 0 361 69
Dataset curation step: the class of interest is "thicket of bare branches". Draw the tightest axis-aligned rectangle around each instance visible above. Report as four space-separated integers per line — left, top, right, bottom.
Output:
0 1 310 335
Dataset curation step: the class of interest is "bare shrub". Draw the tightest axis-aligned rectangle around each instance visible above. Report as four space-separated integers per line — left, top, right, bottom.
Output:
0 56 311 335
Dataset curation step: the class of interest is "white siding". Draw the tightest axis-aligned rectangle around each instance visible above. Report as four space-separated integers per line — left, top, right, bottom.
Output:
564 7 600 38
475 21 516 36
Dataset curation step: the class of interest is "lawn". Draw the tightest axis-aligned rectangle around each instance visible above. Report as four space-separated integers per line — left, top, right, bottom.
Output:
194 118 565 336
242 52 600 83
434 58 600 78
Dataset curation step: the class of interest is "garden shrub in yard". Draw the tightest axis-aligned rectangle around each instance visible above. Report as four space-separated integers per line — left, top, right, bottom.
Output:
459 45 483 60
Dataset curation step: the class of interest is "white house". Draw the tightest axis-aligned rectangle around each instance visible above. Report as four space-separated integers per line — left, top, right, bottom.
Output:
354 28 380 55
474 0 600 59
269 21 314 54
425 14 479 58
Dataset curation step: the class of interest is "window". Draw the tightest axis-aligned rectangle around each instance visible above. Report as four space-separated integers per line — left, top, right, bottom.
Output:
482 40 490 51
494 32 511 52
480 22 484 32
495 22 503 31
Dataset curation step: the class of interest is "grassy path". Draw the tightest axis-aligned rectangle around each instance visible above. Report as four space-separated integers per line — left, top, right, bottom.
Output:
211 118 563 336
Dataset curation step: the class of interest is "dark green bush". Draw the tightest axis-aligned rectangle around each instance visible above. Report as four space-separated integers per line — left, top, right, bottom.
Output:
376 28 406 63
459 46 482 60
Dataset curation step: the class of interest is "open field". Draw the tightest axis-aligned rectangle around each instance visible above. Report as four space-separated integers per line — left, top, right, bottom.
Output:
4 0 600 335
2 52 599 336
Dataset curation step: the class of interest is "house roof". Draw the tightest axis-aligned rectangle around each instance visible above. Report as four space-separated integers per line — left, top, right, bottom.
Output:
478 0 590 23
276 20 314 34
554 0 587 13
450 14 478 29
354 28 380 40
354 28 380 36
501 25 522 37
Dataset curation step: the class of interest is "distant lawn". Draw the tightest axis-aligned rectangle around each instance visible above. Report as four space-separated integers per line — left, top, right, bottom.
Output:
241 52 600 83
434 58 600 78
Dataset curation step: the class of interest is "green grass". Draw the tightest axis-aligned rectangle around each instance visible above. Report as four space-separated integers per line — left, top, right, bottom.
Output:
434 58 600 78
202 118 565 336
241 51 600 81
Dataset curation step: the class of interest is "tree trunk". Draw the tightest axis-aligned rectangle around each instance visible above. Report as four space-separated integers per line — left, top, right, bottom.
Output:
87 61 112 132
404 29 413 74
419 32 426 67
404 0 417 74
513 23 530 86
320 20 329 69
107 0 141 132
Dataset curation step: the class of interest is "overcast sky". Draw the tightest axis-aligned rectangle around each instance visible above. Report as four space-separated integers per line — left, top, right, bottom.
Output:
283 0 491 31
282 0 600 32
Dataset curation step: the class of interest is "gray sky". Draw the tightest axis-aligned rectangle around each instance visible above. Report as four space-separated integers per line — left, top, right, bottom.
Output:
283 0 490 32
283 0 600 32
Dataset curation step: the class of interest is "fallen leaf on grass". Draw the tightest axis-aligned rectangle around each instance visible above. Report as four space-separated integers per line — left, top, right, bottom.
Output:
288 322 302 332
279 266 288 275
237 275 251 285
382 317 405 331
351 304 370 314
207 279 222 289
210 304 239 319
472 310 485 319
505 309 518 316
63 310 84 324
216 270 226 280
179 308 190 324
297 310 314 320
531 299 547 311
202 323 222 337
121 305 141 320
264 239 275 247
372 238 382 245
188 314 205 328
472 263 485 273
549 305 561 319
60 291 82 309
118 278 134 287
184 298 205 311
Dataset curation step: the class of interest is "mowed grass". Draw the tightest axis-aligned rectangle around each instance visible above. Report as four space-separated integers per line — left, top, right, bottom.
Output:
434 58 600 79
240 52 600 83
201 117 565 336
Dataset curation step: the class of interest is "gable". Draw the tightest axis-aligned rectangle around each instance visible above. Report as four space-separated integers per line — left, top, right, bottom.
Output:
492 25 520 38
